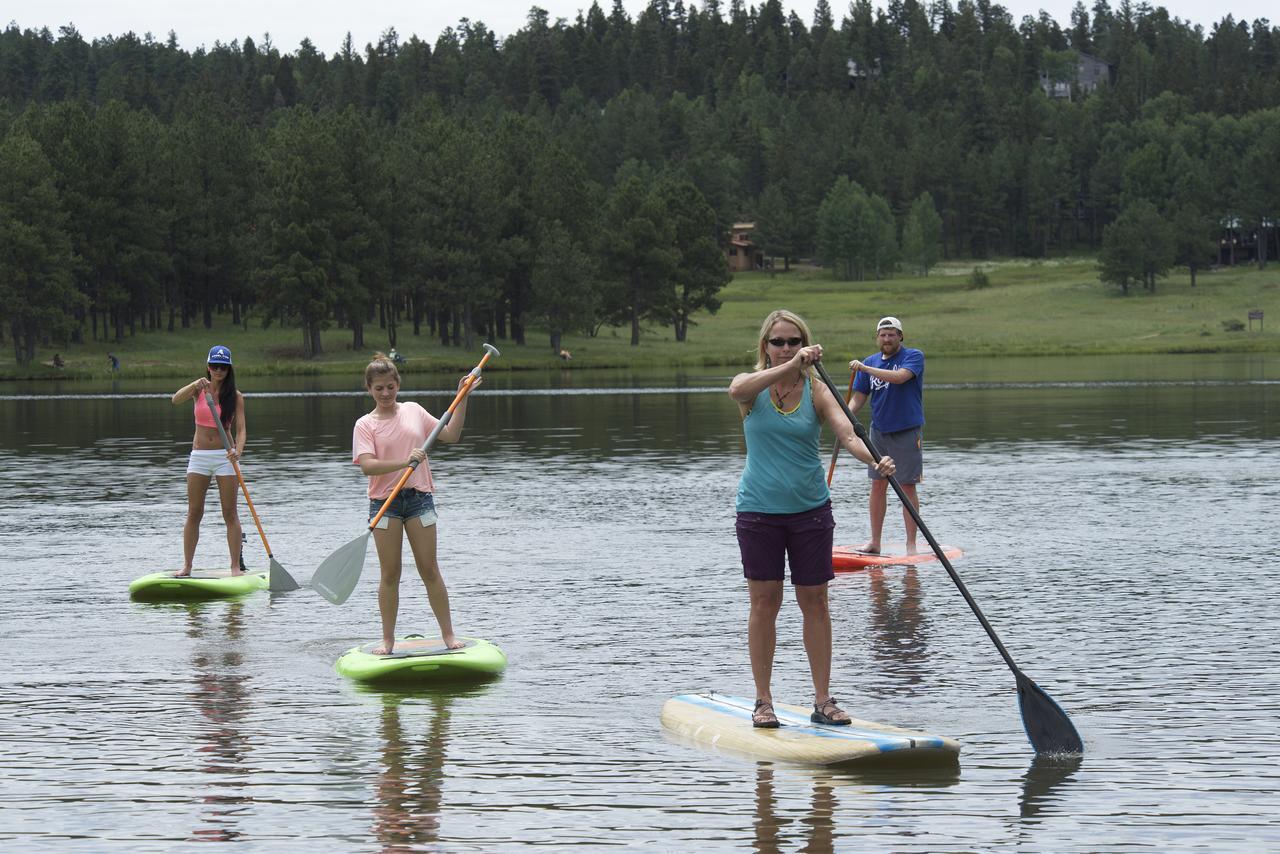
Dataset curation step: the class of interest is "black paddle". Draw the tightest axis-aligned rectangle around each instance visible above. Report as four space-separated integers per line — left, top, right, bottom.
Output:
813 359 1083 754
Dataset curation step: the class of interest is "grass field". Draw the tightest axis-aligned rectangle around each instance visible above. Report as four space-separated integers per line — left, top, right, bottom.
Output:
5 257 1276 380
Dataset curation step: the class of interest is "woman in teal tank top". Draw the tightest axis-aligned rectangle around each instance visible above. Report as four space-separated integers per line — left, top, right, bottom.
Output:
728 310 897 728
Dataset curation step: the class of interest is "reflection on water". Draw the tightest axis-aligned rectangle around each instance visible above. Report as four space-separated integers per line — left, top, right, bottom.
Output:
370 690 458 850
1020 754 1084 819
753 766 834 854
751 763 964 852
185 602 252 843
867 567 928 690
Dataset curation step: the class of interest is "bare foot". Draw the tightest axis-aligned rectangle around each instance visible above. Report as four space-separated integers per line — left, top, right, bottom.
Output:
173 569 192 578
372 642 395 655
905 542 919 555
229 567 244 576
857 542 881 555
443 635 465 650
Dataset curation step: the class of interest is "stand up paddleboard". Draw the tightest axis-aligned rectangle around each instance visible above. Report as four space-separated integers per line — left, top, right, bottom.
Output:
129 570 268 602
661 692 960 767
335 635 507 686
832 542 963 571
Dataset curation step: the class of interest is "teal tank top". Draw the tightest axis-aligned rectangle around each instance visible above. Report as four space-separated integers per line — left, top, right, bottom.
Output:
735 376 830 514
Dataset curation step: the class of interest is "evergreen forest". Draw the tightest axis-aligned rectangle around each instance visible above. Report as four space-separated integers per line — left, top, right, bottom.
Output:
1 0 1278 364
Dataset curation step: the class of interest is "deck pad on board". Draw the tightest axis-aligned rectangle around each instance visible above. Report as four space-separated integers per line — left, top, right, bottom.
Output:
355 638 478 658
661 692 960 767
832 543 962 571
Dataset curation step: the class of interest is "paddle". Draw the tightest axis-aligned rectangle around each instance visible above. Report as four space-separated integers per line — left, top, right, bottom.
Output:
825 371 856 486
205 393 300 592
312 343 500 605
813 360 1083 754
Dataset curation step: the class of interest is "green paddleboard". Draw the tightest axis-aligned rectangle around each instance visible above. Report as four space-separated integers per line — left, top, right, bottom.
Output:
335 635 507 686
129 570 268 602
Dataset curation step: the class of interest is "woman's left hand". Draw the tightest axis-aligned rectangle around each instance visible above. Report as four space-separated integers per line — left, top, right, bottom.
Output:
226 448 241 463
873 455 895 476
458 375 482 393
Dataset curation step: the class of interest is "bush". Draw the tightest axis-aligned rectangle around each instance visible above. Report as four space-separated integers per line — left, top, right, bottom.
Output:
968 267 991 289
1221 318 1245 332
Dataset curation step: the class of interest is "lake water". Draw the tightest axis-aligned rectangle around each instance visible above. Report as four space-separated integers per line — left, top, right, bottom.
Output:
0 355 1276 850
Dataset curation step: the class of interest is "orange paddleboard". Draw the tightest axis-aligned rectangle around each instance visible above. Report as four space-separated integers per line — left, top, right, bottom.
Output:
832 543 963 571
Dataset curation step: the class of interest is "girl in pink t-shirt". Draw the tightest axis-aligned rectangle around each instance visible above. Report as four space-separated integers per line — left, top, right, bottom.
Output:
353 353 479 655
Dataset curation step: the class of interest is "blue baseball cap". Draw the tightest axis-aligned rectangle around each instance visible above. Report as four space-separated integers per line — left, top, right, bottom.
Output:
207 345 233 366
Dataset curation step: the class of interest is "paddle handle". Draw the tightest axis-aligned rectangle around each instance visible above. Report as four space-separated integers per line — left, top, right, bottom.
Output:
825 372 856 486
367 344 499 531
814 361 1020 673
206 394 273 556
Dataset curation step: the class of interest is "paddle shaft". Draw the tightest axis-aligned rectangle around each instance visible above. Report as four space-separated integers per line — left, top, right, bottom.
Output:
825 372 856 486
205 393 274 558
813 361 1021 673
366 347 495 532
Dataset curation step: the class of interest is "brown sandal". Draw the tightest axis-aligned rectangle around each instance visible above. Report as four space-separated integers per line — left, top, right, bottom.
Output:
752 699 780 729
811 697 852 726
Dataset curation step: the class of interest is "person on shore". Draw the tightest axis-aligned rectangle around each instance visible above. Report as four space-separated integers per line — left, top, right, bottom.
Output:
108 353 120 372
729 309 896 729
170 345 245 576
354 353 477 655
52 353 65 369
848 316 925 555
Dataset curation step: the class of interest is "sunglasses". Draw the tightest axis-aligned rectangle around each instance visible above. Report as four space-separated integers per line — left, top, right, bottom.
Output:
767 337 804 347
208 364 229 371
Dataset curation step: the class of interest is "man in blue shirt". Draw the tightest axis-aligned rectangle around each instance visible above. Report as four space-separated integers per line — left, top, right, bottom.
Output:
848 317 925 554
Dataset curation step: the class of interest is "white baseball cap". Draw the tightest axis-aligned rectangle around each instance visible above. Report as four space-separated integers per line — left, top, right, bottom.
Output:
876 316 903 334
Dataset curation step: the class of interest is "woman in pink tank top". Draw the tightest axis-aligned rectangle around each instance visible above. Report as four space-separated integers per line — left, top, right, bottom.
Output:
169 345 247 577
353 353 478 655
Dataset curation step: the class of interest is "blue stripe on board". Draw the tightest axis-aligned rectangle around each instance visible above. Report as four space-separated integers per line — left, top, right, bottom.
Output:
677 693 933 752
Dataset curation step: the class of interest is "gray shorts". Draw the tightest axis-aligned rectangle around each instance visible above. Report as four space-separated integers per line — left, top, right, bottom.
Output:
866 426 922 484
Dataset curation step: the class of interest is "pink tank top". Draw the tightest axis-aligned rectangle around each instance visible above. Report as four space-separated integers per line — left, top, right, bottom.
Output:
195 396 223 428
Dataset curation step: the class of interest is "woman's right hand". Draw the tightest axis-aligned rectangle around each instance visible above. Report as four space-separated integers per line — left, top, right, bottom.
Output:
407 448 426 467
791 344 823 368
193 377 211 395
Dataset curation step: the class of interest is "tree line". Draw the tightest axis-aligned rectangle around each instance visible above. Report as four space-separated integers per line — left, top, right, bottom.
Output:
1 0 1278 362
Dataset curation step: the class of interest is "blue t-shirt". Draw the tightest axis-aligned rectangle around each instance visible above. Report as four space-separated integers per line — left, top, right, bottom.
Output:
735 378 831 514
852 346 925 432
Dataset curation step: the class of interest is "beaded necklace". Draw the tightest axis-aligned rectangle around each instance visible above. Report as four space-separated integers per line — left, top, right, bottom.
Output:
772 374 803 414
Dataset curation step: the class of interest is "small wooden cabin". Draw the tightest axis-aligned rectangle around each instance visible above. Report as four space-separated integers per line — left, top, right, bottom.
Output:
726 222 765 272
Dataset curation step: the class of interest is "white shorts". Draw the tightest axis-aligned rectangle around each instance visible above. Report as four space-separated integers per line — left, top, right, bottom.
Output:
187 449 234 478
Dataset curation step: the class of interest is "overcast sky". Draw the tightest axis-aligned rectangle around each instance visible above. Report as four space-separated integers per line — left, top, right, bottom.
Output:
5 0 1272 56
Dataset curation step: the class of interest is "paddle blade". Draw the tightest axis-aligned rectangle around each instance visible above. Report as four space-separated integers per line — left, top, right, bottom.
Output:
312 533 370 605
268 557 300 592
1016 670 1084 754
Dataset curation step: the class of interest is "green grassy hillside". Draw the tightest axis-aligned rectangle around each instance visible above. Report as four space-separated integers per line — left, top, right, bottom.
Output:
6 258 1276 380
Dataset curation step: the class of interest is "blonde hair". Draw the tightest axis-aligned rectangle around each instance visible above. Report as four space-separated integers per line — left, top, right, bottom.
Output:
364 352 400 388
754 309 814 373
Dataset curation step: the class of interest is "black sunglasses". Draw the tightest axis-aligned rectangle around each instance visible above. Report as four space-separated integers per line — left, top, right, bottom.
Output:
767 337 804 347
208 364 229 371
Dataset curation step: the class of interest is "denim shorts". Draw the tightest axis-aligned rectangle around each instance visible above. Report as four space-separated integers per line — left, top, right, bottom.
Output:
369 489 437 527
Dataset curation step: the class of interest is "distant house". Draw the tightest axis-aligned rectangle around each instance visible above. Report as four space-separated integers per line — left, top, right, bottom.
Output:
1040 52 1116 99
726 222 765 273
846 58 882 87
1218 216 1277 266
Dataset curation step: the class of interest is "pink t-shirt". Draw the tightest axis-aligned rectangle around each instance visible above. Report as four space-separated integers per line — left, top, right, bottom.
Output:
352 401 440 499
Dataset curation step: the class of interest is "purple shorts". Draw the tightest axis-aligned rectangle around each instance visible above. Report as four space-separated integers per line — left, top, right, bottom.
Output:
735 500 835 586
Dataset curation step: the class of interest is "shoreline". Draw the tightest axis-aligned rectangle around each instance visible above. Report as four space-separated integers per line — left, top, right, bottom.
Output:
7 258 1275 381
